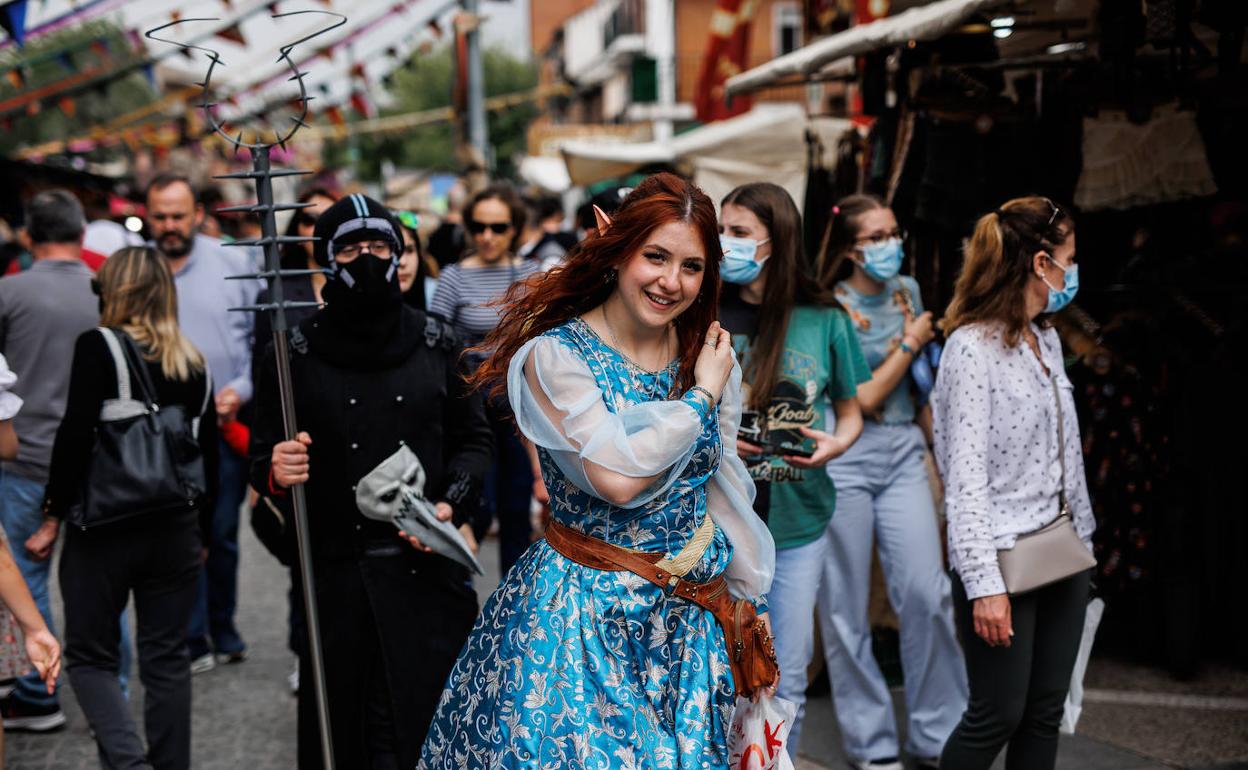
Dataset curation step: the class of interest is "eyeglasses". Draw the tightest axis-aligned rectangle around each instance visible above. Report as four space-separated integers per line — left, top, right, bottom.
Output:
855 228 906 246
336 240 393 259
468 221 510 235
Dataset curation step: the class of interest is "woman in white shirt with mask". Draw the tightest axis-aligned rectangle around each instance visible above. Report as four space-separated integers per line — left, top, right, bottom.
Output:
932 195 1095 770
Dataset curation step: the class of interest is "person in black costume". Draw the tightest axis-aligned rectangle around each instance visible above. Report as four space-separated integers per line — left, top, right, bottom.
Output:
249 194 492 769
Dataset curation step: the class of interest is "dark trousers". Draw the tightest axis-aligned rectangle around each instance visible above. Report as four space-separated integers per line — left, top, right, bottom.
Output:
187 440 247 656
61 517 202 770
941 569 1092 770
296 548 477 770
480 401 534 575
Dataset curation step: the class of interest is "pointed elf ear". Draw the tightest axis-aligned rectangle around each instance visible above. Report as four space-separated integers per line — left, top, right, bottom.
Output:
592 204 613 234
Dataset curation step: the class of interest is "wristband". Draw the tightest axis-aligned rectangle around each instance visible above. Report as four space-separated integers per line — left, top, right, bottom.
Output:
690 385 716 405
898 340 916 357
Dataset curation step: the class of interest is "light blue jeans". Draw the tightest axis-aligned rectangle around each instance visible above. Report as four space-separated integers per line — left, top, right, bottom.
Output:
767 530 832 759
0 469 58 707
821 422 967 762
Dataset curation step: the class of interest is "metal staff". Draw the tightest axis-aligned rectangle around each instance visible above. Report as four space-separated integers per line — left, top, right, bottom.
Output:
147 12 346 768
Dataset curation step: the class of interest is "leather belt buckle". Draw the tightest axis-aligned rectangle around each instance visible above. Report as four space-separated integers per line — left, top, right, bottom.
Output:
662 574 680 595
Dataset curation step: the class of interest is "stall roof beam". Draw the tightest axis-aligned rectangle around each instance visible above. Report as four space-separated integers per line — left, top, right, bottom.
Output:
725 0 1010 97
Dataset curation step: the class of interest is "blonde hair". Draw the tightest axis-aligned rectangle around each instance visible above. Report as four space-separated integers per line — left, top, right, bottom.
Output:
944 196 1073 347
98 247 205 381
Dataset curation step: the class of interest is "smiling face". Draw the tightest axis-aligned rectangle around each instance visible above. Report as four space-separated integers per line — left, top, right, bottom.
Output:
612 220 707 331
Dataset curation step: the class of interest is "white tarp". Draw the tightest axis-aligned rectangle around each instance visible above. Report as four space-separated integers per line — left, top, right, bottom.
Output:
559 104 853 213
725 0 1007 96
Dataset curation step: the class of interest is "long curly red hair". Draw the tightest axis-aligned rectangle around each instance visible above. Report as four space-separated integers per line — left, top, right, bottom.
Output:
468 172 722 400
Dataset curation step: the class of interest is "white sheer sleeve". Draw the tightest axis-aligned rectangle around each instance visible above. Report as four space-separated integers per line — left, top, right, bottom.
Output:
708 360 775 605
507 335 707 508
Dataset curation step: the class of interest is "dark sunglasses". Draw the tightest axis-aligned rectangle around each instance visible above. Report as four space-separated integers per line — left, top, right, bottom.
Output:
90 278 101 296
468 221 510 235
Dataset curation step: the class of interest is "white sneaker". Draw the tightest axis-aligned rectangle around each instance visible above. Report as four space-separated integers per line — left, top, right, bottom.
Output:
189 653 216 675
850 760 904 770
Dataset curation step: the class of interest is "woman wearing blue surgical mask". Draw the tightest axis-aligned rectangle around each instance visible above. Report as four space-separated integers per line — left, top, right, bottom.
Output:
718 182 871 758
934 196 1092 770
812 194 967 770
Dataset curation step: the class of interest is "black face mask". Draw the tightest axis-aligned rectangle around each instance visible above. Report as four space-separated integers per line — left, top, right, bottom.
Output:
322 253 401 316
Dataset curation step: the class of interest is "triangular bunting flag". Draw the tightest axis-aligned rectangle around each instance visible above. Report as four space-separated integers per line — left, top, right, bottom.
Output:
216 23 246 46
5 67 25 88
0 0 29 48
325 105 345 128
142 63 156 90
58 96 76 117
349 62 366 80
349 90 373 118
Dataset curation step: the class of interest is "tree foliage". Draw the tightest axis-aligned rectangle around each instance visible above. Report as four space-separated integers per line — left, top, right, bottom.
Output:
323 46 537 181
0 20 156 157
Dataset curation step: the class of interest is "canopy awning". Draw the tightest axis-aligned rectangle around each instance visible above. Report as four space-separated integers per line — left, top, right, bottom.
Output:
559 104 853 213
725 0 1007 97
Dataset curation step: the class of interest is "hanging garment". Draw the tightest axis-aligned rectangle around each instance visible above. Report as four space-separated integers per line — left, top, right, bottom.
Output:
1074 106 1217 211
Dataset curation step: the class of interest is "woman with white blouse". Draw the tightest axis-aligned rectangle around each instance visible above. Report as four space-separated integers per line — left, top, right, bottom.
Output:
931 196 1095 770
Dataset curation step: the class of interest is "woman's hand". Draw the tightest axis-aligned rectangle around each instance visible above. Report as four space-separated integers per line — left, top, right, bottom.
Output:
271 432 312 487
782 427 850 469
24 518 59 562
903 311 936 349
694 322 734 403
398 502 455 553
972 593 1013 647
24 627 61 693
736 437 765 458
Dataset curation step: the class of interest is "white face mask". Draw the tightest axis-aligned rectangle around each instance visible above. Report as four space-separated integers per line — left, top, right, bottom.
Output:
355 446 482 575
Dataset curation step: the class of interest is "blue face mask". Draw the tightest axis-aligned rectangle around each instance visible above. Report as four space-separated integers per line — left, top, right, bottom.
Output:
858 238 904 282
1041 256 1079 313
720 234 771 284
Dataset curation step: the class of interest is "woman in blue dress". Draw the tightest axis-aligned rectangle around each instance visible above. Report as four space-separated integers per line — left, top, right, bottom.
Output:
419 173 776 769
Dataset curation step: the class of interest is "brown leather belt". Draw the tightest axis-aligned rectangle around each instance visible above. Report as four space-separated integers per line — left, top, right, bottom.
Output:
544 519 733 617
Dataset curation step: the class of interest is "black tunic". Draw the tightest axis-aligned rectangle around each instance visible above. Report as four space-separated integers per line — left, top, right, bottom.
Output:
249 304 491 769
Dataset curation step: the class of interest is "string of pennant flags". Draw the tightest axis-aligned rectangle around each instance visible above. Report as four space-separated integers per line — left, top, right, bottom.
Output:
1 0 454 125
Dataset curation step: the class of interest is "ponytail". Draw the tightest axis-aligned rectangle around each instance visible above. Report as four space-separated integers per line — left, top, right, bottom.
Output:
817 193 887 288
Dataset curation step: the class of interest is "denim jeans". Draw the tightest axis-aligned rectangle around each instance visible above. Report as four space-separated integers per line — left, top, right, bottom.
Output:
822 422 967 761
767 531 832 758
185 440 247 657
0 468 58 708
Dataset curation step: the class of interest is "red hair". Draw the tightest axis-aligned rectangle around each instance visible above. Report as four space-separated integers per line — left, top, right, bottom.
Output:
469 172 722 399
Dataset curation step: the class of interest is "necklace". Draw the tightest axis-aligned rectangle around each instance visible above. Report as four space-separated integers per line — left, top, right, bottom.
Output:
598 306 672 400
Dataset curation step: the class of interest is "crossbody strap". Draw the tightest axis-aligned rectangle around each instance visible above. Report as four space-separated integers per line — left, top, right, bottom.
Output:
1051 376 1070 517
99 328 134 402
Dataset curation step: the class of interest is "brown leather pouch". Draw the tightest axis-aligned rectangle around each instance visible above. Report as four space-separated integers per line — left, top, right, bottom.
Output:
545 520 778 696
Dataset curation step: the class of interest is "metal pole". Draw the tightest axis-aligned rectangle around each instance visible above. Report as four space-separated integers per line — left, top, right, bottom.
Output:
463 0 488 165
253 146 336 769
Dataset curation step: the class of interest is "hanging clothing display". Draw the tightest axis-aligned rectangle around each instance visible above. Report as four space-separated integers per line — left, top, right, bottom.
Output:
1074 106 1218 211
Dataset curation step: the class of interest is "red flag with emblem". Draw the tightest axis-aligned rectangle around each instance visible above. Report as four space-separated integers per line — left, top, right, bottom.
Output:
694 0 759 123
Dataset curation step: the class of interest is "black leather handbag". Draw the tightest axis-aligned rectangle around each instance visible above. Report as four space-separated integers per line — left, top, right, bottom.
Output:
66 328 210 530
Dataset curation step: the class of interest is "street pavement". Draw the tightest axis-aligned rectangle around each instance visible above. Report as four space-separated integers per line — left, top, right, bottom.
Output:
7 524 1246 769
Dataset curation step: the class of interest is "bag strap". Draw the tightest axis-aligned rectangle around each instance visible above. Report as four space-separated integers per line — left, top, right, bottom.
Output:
116 330 161 409
98 328 134 403
1051 375 1070 517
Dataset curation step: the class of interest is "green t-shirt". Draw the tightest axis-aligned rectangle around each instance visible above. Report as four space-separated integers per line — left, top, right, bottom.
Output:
726 300 871 550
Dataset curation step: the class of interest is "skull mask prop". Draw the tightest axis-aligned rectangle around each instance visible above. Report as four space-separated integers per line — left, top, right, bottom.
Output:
355 446 483 575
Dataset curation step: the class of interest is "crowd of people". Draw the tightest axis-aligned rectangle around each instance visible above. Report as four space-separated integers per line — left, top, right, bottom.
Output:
0 167 1094 770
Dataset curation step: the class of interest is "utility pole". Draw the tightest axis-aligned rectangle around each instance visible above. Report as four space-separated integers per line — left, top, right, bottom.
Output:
463 0 489 168
646 0 676 144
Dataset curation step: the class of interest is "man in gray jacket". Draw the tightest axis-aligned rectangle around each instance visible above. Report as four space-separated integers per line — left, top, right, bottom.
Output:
0 189 98 730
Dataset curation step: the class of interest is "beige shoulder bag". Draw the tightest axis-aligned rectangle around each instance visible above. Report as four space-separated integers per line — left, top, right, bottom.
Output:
997 376 1097 595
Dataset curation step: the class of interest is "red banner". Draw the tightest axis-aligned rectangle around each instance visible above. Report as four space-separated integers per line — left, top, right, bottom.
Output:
694 0 759 123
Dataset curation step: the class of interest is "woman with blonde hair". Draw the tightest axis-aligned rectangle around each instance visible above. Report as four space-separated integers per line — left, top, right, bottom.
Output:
932 197 1095 770
42 246 217 770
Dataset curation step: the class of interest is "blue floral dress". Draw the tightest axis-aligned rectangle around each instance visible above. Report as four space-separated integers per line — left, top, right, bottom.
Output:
419 318 774 770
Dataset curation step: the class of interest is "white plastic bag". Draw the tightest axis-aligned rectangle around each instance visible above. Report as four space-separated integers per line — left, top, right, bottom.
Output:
727 694 798 770
1060 597 1105 734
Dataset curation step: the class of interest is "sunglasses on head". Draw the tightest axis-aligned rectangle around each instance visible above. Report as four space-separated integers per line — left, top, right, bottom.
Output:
90 278 101 296
468 221 510 235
